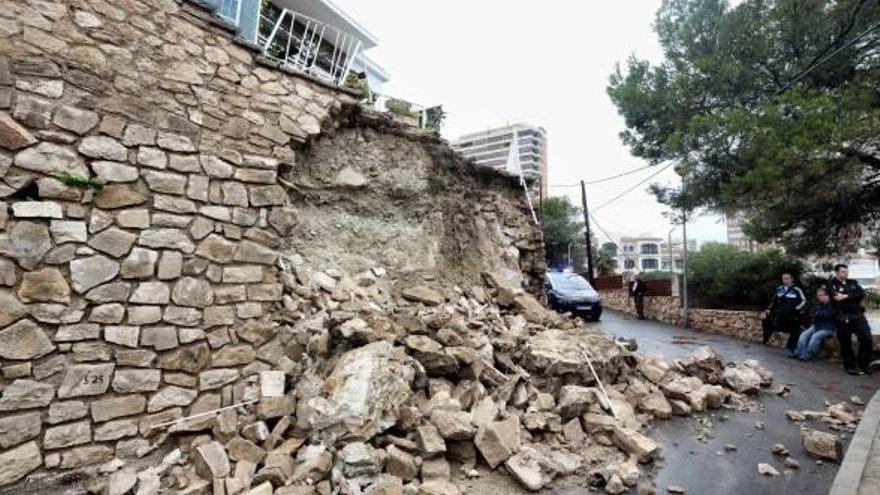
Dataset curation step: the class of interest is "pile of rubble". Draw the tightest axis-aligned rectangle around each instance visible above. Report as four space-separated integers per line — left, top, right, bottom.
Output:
78 268 778 495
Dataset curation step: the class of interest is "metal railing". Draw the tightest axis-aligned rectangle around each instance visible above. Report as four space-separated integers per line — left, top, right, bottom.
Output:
257 3 362 87
216 0 242 25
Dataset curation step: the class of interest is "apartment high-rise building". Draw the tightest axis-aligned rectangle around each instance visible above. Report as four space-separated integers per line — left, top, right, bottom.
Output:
451 123 548 195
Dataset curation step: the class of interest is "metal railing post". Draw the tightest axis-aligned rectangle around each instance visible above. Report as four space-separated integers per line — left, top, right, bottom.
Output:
262 9 287 54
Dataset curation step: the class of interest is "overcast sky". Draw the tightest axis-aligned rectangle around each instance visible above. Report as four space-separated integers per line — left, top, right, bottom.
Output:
334 0 728 247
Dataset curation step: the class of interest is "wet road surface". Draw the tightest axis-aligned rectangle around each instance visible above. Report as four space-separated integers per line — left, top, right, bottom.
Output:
593 310 879 495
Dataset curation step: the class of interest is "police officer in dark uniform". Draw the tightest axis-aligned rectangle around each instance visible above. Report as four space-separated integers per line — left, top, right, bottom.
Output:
827 263 874 375
761 272 806 353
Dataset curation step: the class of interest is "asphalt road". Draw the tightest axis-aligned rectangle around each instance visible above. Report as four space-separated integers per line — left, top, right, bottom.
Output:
594 310 880 495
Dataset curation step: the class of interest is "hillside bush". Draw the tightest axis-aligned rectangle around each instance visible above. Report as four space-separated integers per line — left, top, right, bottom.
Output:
687 243 811 310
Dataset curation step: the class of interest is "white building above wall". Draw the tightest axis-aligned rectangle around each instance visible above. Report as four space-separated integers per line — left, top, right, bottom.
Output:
209 0 389 91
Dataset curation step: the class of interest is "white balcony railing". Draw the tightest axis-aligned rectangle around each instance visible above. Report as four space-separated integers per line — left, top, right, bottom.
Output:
257 3 362 87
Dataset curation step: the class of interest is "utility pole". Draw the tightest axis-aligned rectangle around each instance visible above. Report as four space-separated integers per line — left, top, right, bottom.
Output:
681 178 690 329
580 180 595 284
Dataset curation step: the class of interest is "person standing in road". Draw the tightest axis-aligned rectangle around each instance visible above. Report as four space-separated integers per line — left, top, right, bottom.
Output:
630 273 647 320
827 264 874 375
761 272 806 354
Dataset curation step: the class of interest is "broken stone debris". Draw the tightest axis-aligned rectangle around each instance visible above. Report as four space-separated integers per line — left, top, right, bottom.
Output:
801 427 842 461
28 270 780 495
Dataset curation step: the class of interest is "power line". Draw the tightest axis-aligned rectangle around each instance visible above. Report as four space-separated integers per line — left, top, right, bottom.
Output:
592 161 675 212
547 164 654 188
589 211 620 247
754 20 880 110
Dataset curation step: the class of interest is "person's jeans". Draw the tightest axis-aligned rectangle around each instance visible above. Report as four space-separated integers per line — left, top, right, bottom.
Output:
795 326 834 360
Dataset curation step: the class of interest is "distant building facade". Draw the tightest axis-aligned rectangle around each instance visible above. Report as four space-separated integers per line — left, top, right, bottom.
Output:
451 123 548 195
813 249 880 289
618 235 695 274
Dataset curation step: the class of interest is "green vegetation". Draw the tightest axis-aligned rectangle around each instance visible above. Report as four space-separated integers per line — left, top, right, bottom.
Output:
344 73 370 96
57 171 103 192
424 105 446 133
687 242 809 310
541 196 584 267
608 0 880 255
385 98 421 120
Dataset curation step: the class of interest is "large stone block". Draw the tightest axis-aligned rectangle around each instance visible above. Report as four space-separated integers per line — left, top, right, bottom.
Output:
0 111 37 149
49 220 87 244
70 255 120 293
14 142 88 177
53 106 99 135
95 184 146 209
88 227 137 257
129 281 171 305
78 136 127 161
139 228 195 253
0 319 54 360
0 221 52 269
43 421 91 449
17 267 70 303
0 412 41 448
54 323 100 341
121 247 158 279
147 386 197 413
91 395 147 422
0 289 27 327
0 441 41 487
57 363 115 398
112 368 161 392
172 277 214 307
196 234 237 263
0 380 55 411
11 201 63 219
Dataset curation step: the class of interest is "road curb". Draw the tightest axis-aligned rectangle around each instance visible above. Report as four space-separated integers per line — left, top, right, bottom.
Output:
829 391 880 495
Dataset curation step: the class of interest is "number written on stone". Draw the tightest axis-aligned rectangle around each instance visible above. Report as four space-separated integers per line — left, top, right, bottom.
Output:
81 374 105 385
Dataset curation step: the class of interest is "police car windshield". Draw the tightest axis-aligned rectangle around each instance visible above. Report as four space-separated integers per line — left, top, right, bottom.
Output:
549 273 593 291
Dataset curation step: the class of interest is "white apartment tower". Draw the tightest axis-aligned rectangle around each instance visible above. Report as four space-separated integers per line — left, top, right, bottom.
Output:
451 123 548 195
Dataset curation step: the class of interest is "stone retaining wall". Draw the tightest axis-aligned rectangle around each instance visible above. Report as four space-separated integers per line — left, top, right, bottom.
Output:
0 0 544 486
600 289 789 347
600 289 683 325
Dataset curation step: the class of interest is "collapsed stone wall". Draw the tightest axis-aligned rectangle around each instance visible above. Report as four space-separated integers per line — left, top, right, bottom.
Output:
0 0 544 486
281 117 545 294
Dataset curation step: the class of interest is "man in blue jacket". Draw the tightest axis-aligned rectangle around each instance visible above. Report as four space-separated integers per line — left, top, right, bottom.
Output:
827 264 874 375
761 272 806 354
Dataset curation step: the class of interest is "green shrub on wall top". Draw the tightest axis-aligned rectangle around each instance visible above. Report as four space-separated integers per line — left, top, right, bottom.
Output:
687 242 810 311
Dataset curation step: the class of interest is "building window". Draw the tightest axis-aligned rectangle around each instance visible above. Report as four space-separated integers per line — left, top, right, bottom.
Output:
624 259 635 269
641 244 659 255
642 259 659 270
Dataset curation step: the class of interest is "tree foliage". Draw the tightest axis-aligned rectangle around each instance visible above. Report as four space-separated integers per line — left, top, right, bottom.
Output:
687 242 810 309
608 0 880 255
541 196 584 267
595 244 618 276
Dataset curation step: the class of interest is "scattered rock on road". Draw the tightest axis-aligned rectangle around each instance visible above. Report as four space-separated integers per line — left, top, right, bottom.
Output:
758 463 780 476
801 428 842 461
